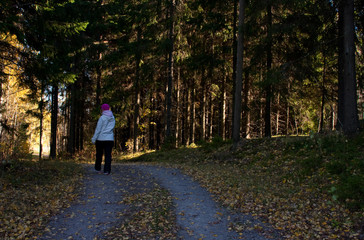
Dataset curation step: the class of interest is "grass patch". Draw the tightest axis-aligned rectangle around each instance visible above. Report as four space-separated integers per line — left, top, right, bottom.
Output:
0 159 83 239
118 133 364 239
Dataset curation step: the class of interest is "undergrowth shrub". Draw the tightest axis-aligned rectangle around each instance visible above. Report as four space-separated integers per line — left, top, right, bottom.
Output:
282 132 364 210
314 132 364 210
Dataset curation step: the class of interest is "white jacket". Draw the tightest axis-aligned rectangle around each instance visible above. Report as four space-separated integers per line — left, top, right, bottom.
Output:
92 110 115 144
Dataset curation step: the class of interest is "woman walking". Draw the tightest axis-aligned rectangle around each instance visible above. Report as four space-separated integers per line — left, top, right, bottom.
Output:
91 103 115 175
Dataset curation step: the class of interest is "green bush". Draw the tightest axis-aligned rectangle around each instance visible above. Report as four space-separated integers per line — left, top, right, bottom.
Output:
336 174 364 210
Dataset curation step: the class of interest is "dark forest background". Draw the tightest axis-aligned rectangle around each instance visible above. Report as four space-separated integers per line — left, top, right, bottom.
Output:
0 0 363 159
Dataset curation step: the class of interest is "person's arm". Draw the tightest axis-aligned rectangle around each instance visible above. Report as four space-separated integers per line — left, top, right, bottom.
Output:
91 117 104 144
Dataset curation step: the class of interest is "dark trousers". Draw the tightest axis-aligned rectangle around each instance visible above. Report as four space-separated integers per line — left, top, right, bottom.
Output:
95 140 114 173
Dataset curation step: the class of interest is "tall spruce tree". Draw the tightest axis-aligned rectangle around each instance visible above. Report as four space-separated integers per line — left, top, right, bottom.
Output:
337 0 359 134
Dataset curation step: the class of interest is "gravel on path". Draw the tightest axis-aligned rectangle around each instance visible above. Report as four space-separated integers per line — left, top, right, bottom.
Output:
40 165 156 240
40 164 281 240
135 165 280 240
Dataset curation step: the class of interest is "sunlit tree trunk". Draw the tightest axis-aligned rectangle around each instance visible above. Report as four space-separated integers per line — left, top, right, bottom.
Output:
319 53 327 133
246 99 251 138
286 81 290 135
276 93 280 135
191 87 196 144
242 70 249 138
149 92 156 149
38 84 44 161
209 93 213 140
201 69 206 141
186 86 191 145
219 74 226 140
133 28 141 153
175 67 180 147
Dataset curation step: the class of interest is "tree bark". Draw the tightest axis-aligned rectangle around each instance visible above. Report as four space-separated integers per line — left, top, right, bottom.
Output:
201 69 206 141
276 93 280 135
165 0 175 141
219 74 226 140
175 67 181 147
242 70 249 138
232 0 245 148
186 86 191 145
67 83 76 155
191 87 196 144
96 52 102 107
337 0 359 134
149 92 156 149
319 53 327 133
209 92 213 140
286 81 290 135
133 28 142 152
231 0 238 136
264 0 272 138
38 84 44 161
50 83 58 159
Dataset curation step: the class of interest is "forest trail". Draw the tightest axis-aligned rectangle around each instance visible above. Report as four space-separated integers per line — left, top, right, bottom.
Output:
40 164 280 239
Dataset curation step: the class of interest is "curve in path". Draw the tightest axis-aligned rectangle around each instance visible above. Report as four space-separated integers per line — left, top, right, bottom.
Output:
136 165 276 240
41 164 280 240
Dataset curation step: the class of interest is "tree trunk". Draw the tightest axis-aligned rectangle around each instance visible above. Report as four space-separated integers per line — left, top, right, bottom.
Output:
133 29 141 153
209 92 213 140
38 85 44 161
96 52 102 107
67 83 76 155
319 53 327 133
232 0 245 148
337 0 359 134
175 67 180 147
165 0 175 141
276 93 280 135
78 77 85 151
186 86 191 145
264 0 272 138
191 87 196 144
50 83 58 159
231 0 238 136
149 92 155 149
242 70 249 138
201 69 206 141
219 74 226 140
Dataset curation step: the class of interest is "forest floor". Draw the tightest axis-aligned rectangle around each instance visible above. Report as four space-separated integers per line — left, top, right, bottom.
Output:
0 133 363 239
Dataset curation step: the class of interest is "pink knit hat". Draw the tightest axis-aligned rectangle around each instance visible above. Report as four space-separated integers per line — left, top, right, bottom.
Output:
101 104 110 111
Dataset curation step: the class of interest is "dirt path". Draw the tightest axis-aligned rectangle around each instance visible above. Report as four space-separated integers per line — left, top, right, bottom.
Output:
40 164 281 239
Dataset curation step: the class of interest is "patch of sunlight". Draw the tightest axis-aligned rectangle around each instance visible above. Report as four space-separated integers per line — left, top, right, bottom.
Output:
116 150 155 161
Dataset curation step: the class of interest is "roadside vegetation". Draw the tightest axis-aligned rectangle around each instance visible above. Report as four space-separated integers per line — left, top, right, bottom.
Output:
0 159 83 239
120 132 364 239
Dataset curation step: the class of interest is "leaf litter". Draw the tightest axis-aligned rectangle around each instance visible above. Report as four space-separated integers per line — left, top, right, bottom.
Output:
130 136 363 239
